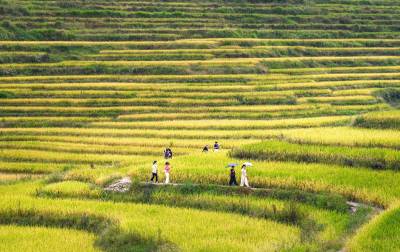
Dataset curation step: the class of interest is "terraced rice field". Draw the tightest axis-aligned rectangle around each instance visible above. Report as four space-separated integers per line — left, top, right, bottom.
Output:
1 0 400 251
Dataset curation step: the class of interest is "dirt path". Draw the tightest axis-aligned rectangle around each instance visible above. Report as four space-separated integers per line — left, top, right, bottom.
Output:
105 177 383 214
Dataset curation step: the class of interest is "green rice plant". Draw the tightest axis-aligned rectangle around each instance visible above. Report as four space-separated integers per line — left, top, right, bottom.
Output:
332 88 377 96
0 172 42 183
0 141 192 156
0 51 50 63
0 134 259 150
40 181 101 198
354 110 400 129
271 65 400 75
373 88 400 107
0 161 76 174
90 116 351 130
0 116 106 128
3 1 400 250
39 181 361 251
280 127 400 149
0 182 302 251
230 140 400 170
0 148 149 166
298 95 378 105
127 152 400 206
0 225 100 252
346 202 400 252
0 90 15 98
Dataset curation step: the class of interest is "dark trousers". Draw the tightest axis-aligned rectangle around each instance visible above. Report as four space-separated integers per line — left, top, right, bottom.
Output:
229 176 238 186
150 172 158 182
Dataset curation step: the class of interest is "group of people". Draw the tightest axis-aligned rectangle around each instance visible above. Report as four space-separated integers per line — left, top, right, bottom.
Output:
202 141 220 153
229 164 250 187
150 142 251 187
163 148 173 159
150 160 171 184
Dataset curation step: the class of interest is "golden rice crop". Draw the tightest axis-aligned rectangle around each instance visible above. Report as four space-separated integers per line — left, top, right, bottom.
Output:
0 141 194 156
0 172 42 182
282 127 400 149
91 116 350 130
0 225 100 252
0 135 259 149
0 183 301 252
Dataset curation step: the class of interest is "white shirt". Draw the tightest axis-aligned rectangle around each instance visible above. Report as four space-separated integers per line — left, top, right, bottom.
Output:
152 164 158 173
241 168 247 177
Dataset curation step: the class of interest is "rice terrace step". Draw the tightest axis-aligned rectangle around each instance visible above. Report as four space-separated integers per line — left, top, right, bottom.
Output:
1 0 400 251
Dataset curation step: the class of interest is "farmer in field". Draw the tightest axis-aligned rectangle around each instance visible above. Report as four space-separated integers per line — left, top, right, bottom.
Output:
164 161 171 184
150 160 158 183
240 164 250 188
164 148 173 159
213 141 220 152
229 167 238 186
202 145 209 153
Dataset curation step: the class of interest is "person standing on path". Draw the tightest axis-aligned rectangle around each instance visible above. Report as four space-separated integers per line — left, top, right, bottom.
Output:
150 160 158 183
240 164 249 187
164 161 171 184
229 167 238 186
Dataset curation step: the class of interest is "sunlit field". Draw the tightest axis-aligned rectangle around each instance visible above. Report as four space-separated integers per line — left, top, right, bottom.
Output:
1 0 400 251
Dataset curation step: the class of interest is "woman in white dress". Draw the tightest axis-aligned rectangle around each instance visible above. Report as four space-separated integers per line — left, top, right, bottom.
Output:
240 164 249 187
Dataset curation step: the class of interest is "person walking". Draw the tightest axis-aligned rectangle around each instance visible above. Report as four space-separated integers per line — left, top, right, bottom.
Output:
229 167 238 186
164 161 171 184
240 164 250 187
150 160 158 183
